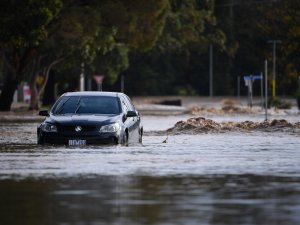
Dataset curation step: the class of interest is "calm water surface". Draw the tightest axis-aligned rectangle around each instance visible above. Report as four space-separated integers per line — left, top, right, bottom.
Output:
0 121 300 225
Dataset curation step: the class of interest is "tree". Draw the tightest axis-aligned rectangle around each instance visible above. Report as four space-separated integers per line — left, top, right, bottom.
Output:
27 2 115 110
0 0 62 111
124 0 227 95
99 0 169 50
90 0 169 87
2 0 211 110
256 0 300 95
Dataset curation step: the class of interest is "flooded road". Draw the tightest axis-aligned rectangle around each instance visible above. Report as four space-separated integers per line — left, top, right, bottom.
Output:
1 119 300 225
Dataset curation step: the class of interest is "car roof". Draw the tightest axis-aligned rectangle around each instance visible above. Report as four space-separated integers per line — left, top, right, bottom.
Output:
62 91 125 98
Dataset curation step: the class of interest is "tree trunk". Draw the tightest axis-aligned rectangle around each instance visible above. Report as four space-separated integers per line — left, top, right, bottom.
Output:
28 59 62 111
0 73 18 111
0 48 35 111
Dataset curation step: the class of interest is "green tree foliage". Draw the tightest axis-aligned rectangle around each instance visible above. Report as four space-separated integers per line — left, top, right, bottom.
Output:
26 2 117 109
123 0 227 95
93 45 129 84
0 0 169 110
213 0 265 96
213 0 300 96
89 0 169 86
124 0 300 96
256 0 300 94
99 0 169 50
55 0 170 89
0 0 62 47
0 0 62 111
3 0 300 110
158 0 225 52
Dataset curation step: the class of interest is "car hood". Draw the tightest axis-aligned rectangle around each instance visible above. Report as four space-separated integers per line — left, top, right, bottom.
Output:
46 114 121 126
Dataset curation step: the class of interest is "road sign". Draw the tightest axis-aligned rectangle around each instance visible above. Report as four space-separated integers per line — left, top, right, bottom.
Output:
93 75 105 91
243 75 262 81
93 75 105 85
243 74 263 107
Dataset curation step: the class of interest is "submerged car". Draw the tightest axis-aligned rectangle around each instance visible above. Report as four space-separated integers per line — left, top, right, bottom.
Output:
37 91 143 145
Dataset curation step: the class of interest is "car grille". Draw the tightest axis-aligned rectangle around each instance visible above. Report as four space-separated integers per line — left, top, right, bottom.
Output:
58 125 97 132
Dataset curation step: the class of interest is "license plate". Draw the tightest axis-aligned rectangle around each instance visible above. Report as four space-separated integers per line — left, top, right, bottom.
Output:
68 140 86 146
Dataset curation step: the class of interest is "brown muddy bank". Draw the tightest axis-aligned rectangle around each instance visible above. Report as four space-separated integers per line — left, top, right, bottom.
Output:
189 105 257 115
0 111 42 123
147 117 300 136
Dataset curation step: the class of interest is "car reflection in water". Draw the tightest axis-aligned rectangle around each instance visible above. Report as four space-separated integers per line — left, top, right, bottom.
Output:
37 91 143 146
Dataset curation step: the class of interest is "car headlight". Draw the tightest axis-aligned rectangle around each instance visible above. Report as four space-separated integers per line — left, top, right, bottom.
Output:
41 123 58 132
99 123 120 133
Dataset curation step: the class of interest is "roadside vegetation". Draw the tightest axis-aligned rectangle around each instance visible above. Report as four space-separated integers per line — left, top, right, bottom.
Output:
1 0 300 111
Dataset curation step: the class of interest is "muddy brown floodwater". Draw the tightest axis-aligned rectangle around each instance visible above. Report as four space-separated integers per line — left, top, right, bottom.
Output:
0 116 300 225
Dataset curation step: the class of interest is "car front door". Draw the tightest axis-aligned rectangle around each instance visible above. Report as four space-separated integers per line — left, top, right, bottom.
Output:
123 95 140 142
120 96 136 143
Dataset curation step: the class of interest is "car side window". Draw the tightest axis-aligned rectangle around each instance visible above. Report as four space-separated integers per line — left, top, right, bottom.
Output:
121 97 129 113
123 95 135 111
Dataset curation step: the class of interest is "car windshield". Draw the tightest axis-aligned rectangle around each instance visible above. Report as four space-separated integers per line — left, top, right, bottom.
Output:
52 96 120 115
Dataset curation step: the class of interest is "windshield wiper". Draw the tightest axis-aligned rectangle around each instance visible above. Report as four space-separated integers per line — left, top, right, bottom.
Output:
56 97 71 114
75 97 81 114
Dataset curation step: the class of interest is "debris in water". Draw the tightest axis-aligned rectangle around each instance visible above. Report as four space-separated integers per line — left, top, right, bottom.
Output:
166 117 300 135
162 136 168 143
189 100 257 115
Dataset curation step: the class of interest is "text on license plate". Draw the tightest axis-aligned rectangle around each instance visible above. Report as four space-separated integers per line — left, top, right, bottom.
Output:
68 140 86 145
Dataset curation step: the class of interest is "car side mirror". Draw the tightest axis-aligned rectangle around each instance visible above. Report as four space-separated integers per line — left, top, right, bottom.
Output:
127 110 137 117
39 110 49 117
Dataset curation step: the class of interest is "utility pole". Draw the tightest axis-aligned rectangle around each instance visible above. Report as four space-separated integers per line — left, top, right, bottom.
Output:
267 40 281 98
208 0 215 97
80 62 85 91
260 72 263 109
264 60 268 121
209 44 213 97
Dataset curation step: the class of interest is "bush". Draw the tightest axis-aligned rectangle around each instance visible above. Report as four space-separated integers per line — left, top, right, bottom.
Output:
295 89 300 110
176 86 197 96
268 97 292 109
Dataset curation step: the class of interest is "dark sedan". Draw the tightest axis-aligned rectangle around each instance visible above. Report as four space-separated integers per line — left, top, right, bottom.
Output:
37 92 143 145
